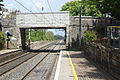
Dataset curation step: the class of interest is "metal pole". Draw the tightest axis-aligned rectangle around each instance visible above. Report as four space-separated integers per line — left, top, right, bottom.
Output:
118 28 120 50
28 29 30 48
79 5 82 49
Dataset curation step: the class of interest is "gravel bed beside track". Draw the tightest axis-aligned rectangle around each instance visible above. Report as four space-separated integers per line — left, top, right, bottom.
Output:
0 41 55 76
0 41 62 80
0 41 51 64
0 53 46 80
0 52 37 75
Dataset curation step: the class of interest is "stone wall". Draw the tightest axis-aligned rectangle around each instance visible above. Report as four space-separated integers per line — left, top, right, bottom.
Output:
2 11 20 49
2 27 20 48
69 16 111 49
2 14 116 49
83 42 120 79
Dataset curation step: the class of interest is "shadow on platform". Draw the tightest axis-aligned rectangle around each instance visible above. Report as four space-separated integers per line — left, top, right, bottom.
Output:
63 51 115 80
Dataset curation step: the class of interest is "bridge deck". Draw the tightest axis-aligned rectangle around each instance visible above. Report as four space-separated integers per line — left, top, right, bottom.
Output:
69 51 115 80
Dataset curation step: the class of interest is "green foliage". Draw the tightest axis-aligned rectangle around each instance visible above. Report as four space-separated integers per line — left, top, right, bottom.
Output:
26 29 56 42
44 31 55 41
84 30 97 42
0 32 6 48
89 0 120 19
26 29 47 42
61 0 103 17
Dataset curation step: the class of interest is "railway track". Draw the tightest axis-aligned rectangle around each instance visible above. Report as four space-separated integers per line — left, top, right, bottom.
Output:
0 41 63 80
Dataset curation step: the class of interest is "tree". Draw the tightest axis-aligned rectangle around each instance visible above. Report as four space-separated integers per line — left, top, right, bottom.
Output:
61 0 103 17
89 0 120 19
44 31 54 41
26 29 47 42
54 35 64 40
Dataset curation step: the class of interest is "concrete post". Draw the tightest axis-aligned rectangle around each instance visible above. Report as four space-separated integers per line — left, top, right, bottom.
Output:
66 25 70 50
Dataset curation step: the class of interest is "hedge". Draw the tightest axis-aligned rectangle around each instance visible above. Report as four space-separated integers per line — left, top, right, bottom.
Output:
0 32 6 49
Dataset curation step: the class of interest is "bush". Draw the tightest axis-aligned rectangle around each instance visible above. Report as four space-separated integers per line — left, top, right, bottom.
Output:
84 30 97 42
0 32 6 49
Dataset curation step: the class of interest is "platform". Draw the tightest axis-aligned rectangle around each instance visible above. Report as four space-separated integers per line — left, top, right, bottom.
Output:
0 49 20 55
55 51 115 80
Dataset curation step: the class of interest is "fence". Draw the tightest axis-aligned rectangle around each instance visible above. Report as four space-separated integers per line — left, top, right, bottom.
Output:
83 42 120 79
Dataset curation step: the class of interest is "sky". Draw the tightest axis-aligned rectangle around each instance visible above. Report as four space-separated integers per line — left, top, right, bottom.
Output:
2 0 73 36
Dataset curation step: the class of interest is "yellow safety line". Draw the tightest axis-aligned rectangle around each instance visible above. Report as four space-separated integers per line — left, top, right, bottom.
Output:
107 26 120 28
67 51 78 80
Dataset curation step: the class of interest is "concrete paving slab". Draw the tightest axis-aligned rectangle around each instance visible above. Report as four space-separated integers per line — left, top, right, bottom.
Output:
0 49 20 55
58 51 74 80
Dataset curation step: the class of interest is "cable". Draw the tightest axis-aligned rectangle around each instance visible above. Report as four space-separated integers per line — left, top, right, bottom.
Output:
14 0 68 28
46 0 67 33
46 0 67 26
29 0 53 25
14 0 38 17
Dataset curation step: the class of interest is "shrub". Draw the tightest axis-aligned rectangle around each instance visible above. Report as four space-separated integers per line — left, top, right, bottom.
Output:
0 32 6 49
84 30 97 42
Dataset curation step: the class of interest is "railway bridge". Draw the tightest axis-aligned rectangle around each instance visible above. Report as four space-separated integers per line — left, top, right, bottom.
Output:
16 11 80 50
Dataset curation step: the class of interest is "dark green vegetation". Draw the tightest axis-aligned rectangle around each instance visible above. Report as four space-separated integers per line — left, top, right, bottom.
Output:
0 32 6 49
26 29 64 42
61 0 120 19
89 0 120 19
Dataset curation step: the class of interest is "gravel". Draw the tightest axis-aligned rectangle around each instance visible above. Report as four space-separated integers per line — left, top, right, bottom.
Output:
0 53 46 80
0 41 64 80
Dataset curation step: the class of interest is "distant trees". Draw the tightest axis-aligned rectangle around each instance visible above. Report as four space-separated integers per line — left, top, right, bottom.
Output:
44 31 55 41
54 35 64 40
26 29 64 42
26 29 47 42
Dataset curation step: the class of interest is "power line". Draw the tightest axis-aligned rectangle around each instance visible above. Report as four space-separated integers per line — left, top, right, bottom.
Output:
46 0 67 27
29 0 41 12
14 0 67 27
29 0 53 25
14 0 32 13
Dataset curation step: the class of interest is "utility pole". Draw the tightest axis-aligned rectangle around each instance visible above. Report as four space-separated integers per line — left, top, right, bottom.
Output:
28 29 30 49
0 0 4 31
78 1 82 49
